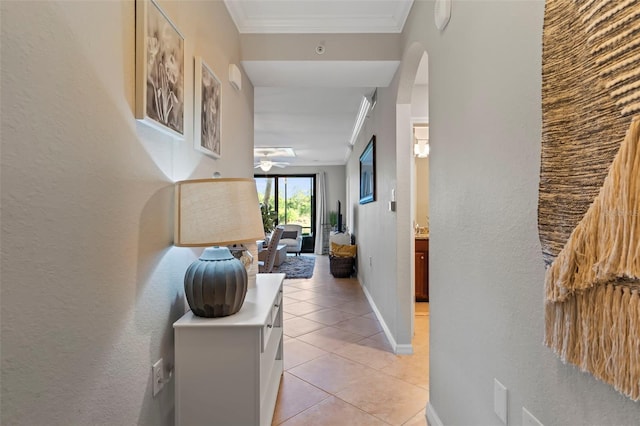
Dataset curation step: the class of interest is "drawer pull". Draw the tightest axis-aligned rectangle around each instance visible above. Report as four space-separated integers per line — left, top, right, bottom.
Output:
267 324 273 328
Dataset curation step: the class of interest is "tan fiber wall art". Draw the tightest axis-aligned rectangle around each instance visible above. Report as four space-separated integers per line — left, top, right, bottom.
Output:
540 0 640 400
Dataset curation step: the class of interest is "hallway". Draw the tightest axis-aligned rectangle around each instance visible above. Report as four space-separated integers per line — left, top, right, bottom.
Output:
273 255 429 425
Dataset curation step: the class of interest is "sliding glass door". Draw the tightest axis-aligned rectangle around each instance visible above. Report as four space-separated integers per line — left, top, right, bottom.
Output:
255 174 316 252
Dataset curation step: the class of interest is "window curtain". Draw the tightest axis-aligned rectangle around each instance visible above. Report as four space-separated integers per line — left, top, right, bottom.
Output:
314 171 327 254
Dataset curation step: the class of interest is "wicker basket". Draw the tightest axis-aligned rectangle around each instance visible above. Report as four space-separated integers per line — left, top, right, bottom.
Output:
329 255 354 278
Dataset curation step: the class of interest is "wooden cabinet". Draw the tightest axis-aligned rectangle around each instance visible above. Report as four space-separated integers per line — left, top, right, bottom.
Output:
415 238 429 302
174 273 285 426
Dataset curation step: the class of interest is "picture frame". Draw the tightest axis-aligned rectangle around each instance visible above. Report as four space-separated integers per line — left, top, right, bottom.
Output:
194 57 221 158
135 0 184 138
359 135 376 204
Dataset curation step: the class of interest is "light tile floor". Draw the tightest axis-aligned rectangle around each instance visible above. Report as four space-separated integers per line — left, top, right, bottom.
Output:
273 255 429 426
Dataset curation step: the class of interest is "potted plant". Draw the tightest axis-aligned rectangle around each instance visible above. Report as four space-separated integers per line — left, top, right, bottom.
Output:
260 203 277 237
328 210 338 230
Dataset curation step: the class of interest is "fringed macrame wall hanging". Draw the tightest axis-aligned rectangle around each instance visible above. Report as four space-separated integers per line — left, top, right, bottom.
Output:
539 0 640 400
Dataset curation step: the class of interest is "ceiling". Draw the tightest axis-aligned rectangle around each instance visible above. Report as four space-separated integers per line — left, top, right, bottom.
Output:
223 1 415 168
224 0 414 34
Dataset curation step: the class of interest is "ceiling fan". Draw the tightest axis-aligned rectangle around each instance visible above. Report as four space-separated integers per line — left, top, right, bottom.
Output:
253 148 295 172
254 158 289 172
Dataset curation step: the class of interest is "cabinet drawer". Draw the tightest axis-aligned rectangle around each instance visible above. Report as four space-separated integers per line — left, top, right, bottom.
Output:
261 286 283 353
272 289 283 326
415 238 428 252
259 325 282 402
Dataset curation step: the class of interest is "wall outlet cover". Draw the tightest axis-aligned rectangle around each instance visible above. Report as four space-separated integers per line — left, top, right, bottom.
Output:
152 358 164 397
523 407 543 426
494 379 507 424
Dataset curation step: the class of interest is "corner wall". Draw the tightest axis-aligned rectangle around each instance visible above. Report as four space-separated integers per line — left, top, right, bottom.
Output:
346 81 401 345
401 1 640 424
1 1 253 424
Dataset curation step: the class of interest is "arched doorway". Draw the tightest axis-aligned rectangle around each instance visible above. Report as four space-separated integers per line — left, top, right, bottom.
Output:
395 42 428 353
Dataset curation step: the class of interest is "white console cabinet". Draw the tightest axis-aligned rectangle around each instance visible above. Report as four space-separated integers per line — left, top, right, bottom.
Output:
174 273 285 426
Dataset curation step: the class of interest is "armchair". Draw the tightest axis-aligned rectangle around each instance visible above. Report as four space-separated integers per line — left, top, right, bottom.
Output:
259 226 284 273
280 224 303 255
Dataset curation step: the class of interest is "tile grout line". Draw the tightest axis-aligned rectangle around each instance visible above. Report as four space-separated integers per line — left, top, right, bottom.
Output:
276 255 429 426
285 335 428 393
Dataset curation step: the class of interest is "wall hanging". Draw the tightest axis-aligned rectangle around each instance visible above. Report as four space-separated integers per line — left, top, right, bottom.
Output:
539 0 640 401
194 57 221 158
359 135 376 204
135 0 185 138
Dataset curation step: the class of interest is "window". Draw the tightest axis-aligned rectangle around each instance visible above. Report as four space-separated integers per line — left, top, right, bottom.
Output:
255 174 316 249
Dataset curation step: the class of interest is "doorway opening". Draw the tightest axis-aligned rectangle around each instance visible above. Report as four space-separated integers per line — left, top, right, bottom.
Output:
411 52 430 336
255 174 317 253
394 42 429 353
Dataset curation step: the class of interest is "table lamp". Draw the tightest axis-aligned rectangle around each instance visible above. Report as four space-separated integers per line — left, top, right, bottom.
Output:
174 178 264 317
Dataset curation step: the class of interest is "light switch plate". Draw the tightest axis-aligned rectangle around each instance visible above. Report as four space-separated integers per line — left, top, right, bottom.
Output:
152 358 164 397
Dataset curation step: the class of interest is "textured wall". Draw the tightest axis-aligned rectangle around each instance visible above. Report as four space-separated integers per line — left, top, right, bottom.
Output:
415 158 429 228
401 0 640 424
411 84 429 119
240 33 401 61
1 1 253 425
346 79 402 344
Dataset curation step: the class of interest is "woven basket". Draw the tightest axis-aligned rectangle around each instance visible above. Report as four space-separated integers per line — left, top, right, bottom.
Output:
329 255 354 278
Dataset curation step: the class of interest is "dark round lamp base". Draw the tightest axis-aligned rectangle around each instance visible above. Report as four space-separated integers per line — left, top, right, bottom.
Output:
184 247 248 318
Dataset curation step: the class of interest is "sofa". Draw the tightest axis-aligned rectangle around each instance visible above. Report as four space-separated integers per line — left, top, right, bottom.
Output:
280 224 303 255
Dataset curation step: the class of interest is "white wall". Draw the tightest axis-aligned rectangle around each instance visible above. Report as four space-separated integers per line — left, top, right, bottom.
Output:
241 33 401 61
415 158 429 228
400 1 640 424
1 1 253 425
346 81 403 345
411 84 429 119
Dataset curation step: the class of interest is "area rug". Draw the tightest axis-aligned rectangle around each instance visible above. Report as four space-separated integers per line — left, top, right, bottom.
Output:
273 255 315 279
540 0 640 401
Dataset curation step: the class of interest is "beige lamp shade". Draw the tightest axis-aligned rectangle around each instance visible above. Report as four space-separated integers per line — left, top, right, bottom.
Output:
174 178 264 247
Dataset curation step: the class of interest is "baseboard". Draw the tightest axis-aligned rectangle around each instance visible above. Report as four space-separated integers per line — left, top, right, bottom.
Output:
426 403 443 426
395 343 413 355
359 277 414 355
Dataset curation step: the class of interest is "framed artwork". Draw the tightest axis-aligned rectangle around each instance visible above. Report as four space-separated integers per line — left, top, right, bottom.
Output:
135 0 184 138
194 57 221 158
359 135 376 204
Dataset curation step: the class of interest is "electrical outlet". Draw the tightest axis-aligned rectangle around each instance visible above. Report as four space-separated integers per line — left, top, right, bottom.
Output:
152 358 164 397
494 379 507 424
522 407 543 426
